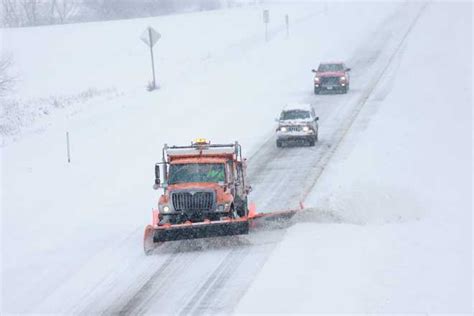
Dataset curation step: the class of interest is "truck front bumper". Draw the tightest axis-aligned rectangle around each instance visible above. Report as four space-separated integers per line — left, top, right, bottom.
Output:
315 82 346 90
277 130 316 141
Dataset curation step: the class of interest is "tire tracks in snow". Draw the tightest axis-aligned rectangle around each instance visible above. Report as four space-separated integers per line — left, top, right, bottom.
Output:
114 3 428 315
178 247 249 315
110 244 196 315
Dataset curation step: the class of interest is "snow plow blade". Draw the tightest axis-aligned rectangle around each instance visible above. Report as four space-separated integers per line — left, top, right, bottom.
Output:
249 210 298 230
153 219 249 243
144 203 303 254
252 209 298 221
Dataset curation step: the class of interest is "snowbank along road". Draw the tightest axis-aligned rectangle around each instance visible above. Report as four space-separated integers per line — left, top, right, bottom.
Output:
2 1 471 314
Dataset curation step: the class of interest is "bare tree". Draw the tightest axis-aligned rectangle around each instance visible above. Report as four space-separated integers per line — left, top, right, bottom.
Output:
1 0 225 27
198 0 220 11
83 0 123 20
0 56 15 96
20 0 39 25
1 0 21 27
53 0 78 23
1 0 42 26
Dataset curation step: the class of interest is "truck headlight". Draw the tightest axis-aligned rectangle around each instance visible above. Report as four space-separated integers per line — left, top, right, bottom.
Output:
217 203 230 212
280 127 288 132
303 126 310 132
340 76 346 81
162 205 170 213
314 77 320 82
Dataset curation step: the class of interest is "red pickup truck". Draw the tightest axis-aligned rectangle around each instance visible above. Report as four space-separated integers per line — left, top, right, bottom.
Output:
312 62 351 94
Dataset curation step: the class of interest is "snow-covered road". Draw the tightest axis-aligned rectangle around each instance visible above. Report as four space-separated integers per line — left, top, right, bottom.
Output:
109 4 430 315
2 1 471 314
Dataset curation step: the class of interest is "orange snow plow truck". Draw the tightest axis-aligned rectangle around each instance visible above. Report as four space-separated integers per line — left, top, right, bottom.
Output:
144 139 254 254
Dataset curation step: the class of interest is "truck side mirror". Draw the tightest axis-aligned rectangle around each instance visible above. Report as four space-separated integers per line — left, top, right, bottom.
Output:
154 164 161 185
311 69 317 73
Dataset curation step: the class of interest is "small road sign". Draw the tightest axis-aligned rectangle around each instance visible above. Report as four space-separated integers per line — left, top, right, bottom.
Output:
263 10 269 42
140 26 161 90
141 27 161 47
263 9 269 24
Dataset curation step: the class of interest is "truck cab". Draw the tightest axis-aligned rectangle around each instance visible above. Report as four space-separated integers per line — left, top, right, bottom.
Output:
153 139 250 225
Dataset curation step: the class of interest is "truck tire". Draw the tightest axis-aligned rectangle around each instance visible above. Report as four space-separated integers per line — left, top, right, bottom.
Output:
314 87 320 95
309 139 315 146
276 140 283 148
236 198 248 217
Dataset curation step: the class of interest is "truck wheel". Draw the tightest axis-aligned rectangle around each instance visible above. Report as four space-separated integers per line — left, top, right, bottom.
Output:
309 139 315 146
314 88 320 95
276 140 283 148
343 86 348 94
236 198 248 217
315 133 319 142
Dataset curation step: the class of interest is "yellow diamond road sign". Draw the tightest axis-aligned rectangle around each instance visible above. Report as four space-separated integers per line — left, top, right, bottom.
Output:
141 27 161 47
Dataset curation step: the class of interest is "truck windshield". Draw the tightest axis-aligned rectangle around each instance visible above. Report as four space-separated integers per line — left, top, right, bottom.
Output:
168 163 225 184
281 110 310 120
318 64 344 72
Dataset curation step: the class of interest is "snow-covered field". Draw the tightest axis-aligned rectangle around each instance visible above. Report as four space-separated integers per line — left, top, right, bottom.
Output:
1 1 472 314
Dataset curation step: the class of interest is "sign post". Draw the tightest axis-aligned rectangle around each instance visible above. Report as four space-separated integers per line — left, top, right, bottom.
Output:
66 131 71 163
140 26 161 90
263 9 269 42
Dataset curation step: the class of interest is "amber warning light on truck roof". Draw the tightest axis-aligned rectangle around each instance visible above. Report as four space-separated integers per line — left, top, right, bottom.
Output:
192 138 210 145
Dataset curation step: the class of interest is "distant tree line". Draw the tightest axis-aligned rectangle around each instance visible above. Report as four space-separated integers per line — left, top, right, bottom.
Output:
1 0 249 28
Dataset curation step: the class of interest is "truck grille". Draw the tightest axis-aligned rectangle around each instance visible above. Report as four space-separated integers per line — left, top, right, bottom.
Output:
171 191 215 212
321 77 340 85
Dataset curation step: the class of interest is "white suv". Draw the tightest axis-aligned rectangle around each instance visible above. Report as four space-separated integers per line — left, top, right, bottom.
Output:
276 103 319 147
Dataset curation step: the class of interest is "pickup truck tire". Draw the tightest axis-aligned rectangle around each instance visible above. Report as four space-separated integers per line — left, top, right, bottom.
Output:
314 87 320 95
276 140 283 148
